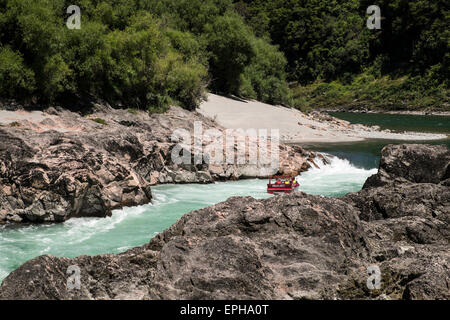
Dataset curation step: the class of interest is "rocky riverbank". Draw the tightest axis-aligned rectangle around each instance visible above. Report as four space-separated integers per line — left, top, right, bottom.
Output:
0 144 448 300
0 103 314 224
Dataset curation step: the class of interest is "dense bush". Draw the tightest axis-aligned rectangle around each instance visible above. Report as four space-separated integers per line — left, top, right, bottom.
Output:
151 1 292 104
149 0 234 34
0 47 36 97
234 0 370 84
0 0 292 110
291 72 449 112
359 0 449 79
204 13 255 95
240 38 291 105
235 0 448 111
235 0 448 84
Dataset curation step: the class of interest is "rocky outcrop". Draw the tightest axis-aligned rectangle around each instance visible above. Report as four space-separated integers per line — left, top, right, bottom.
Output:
0 144 448 300
347 144 449 223
0 105 312 224
0 129 153 223
363 144 450 188
341 144 449 299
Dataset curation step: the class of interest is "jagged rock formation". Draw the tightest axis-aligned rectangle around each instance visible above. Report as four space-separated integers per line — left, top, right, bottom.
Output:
0 105 311 224
363 144 450 188
0 144 448 300
340 144 449 299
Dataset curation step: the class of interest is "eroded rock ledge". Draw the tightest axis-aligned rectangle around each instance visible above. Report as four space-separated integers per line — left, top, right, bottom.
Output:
0 144 448 300
0 105 313 224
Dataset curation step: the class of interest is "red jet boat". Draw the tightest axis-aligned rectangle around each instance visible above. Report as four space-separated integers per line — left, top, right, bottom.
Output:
267 176 299 194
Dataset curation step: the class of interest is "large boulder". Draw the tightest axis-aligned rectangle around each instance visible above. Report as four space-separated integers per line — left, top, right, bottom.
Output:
0 129 153 223
345 183 450 223
346 144 450 224
340 144 450 300
363 144 450 188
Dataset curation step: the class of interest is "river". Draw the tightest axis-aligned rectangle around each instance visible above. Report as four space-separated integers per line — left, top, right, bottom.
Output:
0 113 448 282
304 112 450 169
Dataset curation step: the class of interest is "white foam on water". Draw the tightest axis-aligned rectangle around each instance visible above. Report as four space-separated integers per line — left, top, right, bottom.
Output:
61 204 149 244
297 153 378 196
0 204 151 282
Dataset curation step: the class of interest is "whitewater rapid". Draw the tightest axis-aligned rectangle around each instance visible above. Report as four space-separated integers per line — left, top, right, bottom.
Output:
0 154 377 282
297 154 378 196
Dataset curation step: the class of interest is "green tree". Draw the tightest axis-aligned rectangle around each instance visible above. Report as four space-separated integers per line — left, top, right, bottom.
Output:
0 47 35 98
235 0 369 84
204 13 255 94
147 0 234 34
360 0 448 80
241 38 291 105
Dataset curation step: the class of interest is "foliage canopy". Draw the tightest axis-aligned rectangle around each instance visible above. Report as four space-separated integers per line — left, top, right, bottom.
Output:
0 0 447 111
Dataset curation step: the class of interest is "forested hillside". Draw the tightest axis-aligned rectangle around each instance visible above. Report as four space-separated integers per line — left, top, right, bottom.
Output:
236 0 449 111
0 0 448 111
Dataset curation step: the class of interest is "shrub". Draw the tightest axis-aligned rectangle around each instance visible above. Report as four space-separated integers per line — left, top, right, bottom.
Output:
0 47 35 98
90 118 107 125
0 0 302 111
240 38 291 105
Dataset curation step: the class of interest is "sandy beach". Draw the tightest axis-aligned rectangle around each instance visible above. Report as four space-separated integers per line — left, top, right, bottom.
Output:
198 94 448 143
